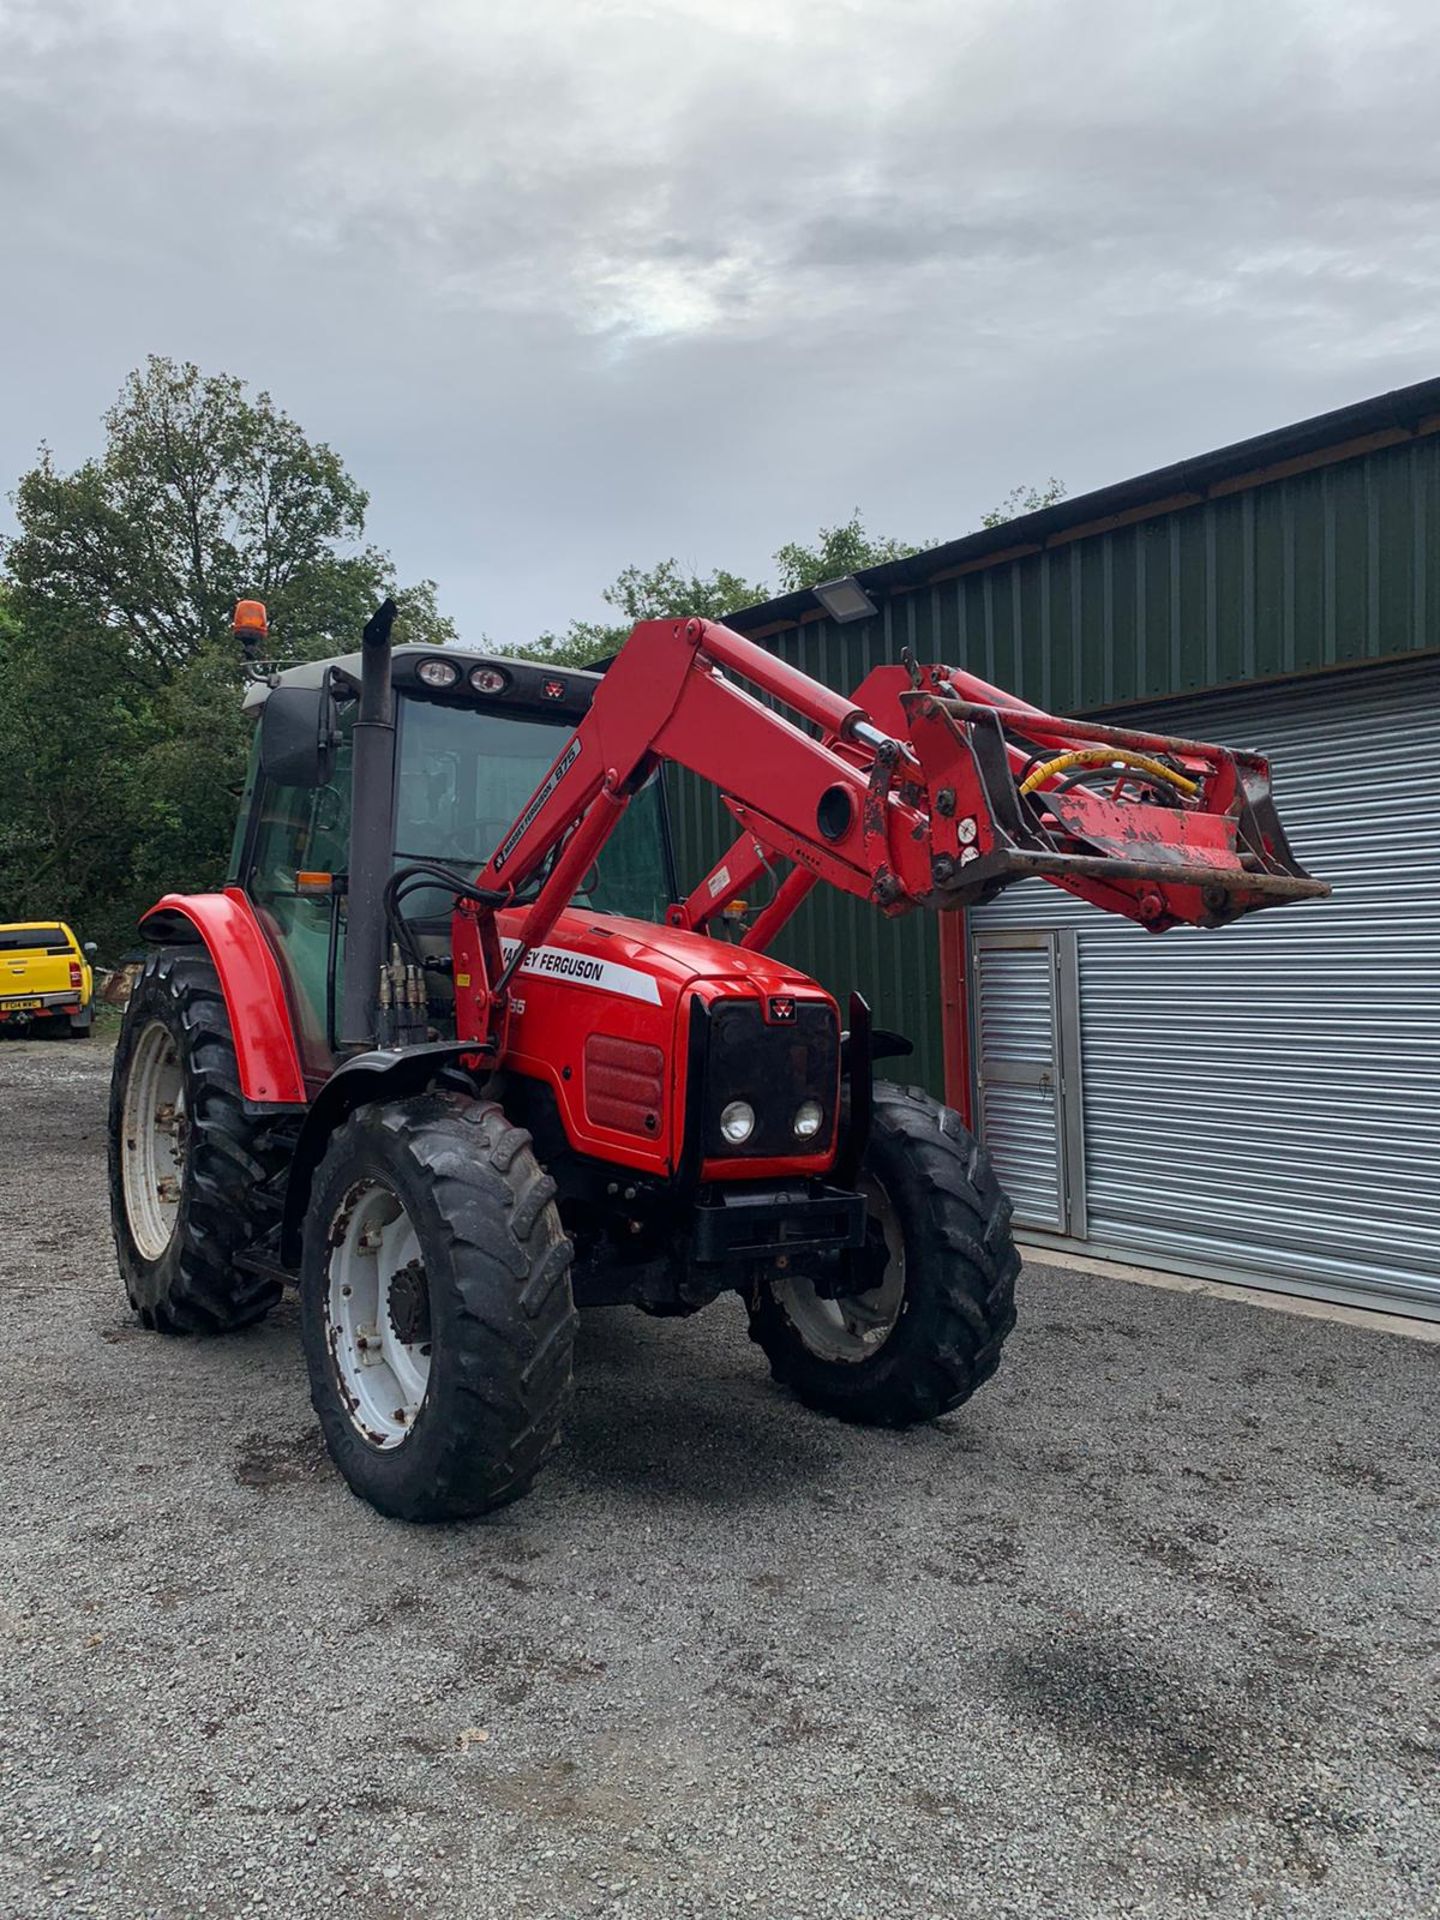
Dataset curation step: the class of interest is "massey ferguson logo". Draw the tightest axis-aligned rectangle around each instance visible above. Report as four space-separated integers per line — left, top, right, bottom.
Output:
767 995 797 1024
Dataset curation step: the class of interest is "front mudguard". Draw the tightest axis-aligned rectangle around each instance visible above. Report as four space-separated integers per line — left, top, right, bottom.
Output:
279 1042 485 1266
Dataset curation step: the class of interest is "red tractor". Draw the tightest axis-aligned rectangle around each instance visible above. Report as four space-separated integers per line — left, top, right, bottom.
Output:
109 600 1324 1520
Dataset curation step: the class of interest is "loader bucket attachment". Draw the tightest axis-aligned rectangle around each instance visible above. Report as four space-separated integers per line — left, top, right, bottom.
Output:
902 691 1329 933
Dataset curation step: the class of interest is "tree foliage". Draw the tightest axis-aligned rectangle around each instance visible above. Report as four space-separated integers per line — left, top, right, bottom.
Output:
524 514 920 666
530 557 766 665
0 358 452 954
7 357 453 671
772 511 920 592
981 478 1067 528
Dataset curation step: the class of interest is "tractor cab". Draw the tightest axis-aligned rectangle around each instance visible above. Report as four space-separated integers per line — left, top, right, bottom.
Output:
235 643 673 1078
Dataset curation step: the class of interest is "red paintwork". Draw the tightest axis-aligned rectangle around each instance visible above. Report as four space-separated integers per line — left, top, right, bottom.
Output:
937 911 973 1128
452 905 841 1182
142 889 308 1105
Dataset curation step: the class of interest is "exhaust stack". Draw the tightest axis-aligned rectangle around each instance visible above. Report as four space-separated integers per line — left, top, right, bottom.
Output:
340 597 398 1046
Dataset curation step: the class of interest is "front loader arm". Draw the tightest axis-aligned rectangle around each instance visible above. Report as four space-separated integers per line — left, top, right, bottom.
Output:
456 616 1325 1056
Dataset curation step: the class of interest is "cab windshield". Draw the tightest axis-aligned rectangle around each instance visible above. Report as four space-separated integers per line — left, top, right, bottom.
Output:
395 697 673 923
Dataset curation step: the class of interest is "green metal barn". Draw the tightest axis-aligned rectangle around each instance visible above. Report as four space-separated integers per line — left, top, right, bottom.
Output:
672 376 1440 1317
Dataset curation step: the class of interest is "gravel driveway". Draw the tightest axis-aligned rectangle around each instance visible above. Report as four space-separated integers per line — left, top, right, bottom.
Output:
2 1035 1437 1920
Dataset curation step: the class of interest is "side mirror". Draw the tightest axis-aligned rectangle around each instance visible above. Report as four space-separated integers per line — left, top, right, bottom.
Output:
260 684 339 789
83 942 98 957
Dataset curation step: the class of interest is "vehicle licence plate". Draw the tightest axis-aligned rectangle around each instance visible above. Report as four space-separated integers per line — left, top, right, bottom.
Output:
2 998 43 1010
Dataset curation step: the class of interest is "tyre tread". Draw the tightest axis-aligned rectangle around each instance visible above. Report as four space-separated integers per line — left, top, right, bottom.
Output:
748 1080 1018 1427
108 948 289 1336
301 1094 576 1522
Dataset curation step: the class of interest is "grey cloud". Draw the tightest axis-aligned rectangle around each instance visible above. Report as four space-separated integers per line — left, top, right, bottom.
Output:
1 0 1438 645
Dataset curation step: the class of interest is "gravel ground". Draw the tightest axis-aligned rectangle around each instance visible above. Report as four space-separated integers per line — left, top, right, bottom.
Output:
2 1034 1437 1920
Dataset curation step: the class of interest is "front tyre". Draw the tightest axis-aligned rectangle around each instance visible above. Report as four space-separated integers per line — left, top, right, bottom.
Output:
109 948 288 1333
747 1082 1019 1426
300 1094 577 1522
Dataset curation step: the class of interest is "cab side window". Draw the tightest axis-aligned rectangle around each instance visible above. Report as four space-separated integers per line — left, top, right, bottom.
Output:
246 705 354 1069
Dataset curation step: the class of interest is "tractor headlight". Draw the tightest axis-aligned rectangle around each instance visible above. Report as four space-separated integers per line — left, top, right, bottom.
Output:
792 1099 824 1141
470 666 509 696
416 657 460 689
719 1100 756 1146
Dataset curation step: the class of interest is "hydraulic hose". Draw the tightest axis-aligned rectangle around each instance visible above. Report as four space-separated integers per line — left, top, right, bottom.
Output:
1018 747 1199 799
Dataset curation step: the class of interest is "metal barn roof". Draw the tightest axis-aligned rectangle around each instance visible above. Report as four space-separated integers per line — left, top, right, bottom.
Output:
730 374 1440 652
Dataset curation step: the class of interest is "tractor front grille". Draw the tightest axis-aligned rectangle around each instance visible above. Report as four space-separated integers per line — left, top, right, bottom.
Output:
702 998 839 1159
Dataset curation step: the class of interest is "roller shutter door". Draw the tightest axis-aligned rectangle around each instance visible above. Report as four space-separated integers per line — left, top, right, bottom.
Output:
971 658 1440 1312
973 932 1069 1232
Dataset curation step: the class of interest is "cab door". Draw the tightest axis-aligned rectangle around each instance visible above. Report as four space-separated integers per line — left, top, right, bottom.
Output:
241 710 355 1078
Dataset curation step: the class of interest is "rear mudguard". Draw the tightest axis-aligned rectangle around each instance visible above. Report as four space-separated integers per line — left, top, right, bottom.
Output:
140 890 307 1105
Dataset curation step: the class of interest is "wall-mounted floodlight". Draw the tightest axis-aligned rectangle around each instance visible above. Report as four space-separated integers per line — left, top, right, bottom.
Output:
812 575 878 624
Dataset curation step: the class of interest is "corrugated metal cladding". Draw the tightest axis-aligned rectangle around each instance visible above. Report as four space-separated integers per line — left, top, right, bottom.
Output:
971 657 1440 1312
671 429 1440 1095
887 428 1440 708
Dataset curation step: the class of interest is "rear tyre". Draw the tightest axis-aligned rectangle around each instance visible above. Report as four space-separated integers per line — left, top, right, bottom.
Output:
746 1082 1019 1426
300 1094 577 1522
109 948 289 1333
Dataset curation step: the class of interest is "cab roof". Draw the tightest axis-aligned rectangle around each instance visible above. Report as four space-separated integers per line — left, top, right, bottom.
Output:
242 644 603 719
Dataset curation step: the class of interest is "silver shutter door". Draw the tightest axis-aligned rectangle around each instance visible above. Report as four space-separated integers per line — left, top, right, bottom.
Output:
973 934 1066 1231
971 659 1440 1309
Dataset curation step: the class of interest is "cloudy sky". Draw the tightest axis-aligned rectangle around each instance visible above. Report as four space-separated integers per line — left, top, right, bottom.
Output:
2 0 1438 644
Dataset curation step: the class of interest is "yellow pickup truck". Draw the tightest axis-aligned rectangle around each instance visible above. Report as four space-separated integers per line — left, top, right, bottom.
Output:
0 922 97 1036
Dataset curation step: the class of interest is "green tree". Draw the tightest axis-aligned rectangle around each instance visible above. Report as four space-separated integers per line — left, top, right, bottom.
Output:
771 511 921 592
525 513 936 662
526 497 1068 665
0 358 452 954
980 478 1066 529
0 593 151 951
529 556 766 665
5 355 453 671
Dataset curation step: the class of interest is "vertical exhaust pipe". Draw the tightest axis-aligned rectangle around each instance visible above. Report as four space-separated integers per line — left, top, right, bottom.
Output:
340 598 397 1047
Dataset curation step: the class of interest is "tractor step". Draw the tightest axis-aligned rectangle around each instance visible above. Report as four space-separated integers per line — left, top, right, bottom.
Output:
234 1241 294 1286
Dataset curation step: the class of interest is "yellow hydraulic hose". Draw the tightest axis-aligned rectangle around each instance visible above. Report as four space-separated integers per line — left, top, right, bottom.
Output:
1018 747 1199 800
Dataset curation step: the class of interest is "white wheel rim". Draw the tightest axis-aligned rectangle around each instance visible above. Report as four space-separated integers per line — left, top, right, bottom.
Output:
324 1179 432 1450
772 1174 906 1364
120 1021 188 1262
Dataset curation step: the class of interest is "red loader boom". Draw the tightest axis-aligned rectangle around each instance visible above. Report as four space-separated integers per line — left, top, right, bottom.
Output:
454 616 1325 1062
